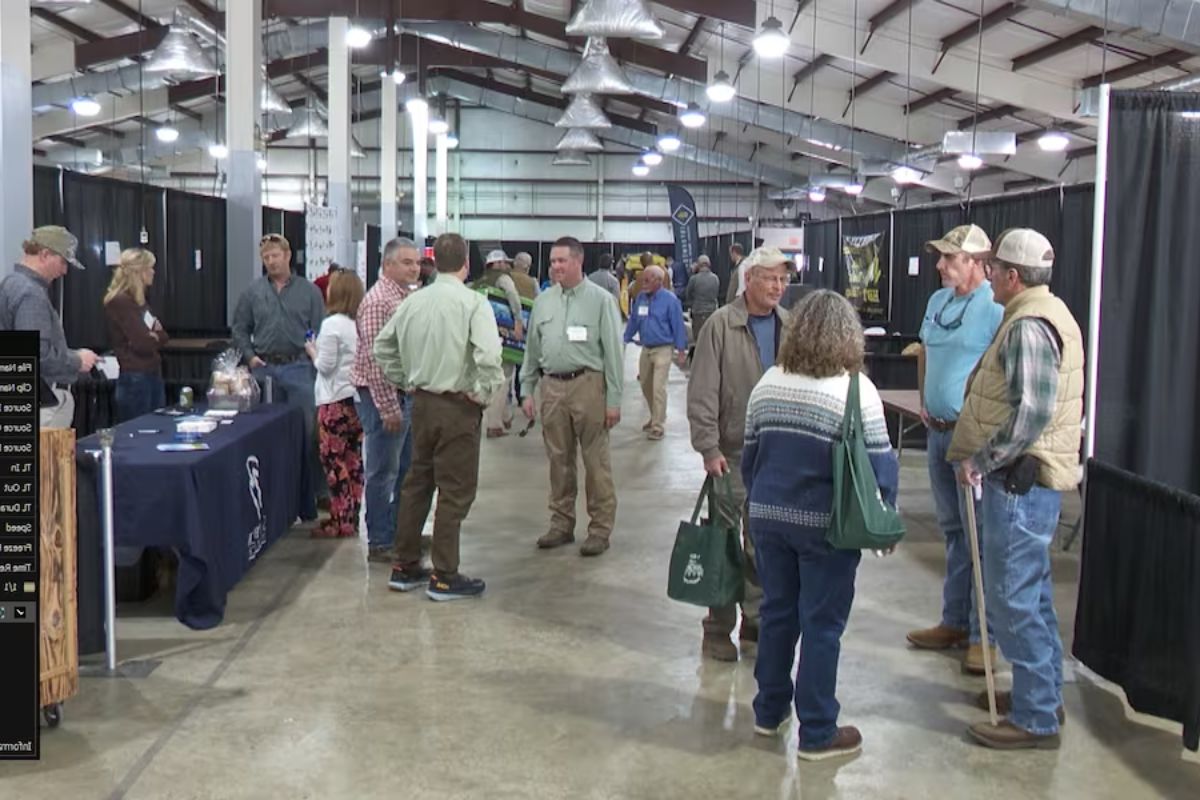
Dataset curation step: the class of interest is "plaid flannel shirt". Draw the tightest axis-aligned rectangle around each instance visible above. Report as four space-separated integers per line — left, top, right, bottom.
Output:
350 275 408 420
970 317 1062 476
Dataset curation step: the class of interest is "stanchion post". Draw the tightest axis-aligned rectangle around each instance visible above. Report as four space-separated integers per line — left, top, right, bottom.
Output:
963 483 997 726
97 428 118 673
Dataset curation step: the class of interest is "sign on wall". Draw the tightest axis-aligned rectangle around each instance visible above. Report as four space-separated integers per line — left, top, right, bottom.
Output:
842 231 888 321
305 204 340 281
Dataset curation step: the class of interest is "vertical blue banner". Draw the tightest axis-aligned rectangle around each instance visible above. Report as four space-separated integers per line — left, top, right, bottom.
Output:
667 184 700 271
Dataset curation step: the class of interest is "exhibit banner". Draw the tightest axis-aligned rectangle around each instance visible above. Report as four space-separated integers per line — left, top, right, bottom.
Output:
842 231 888 320
666 184 700 270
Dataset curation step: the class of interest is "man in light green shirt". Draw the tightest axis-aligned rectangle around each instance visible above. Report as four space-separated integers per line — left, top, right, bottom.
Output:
520 236 624 557
373 233 503 602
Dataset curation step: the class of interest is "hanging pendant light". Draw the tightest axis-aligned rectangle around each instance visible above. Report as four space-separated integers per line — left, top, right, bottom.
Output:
562 38 636 95
555 94 612 129
427 115 450 135
891 165 922 185
632 163 651 177
957 153 983 170
641 149 663 167
706 70 736 103
555 128 603 152
566 0 665 39
679 102 706 129
807 187 826 203
71 96 101 116
445 132 459 149
284 106 329 139
753 16 790 59
657 131 682 152
345 25 373 49
145 26 219 80
208 143 228 159
1037 131 1070 152
843 177 865 195
155 125 180 143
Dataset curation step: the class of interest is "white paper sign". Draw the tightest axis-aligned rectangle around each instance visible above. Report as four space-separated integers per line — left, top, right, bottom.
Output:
194 249 203 271
356 238 368 285
104 241 121 266
305 203 341 282
908 256 920 276
817 257 824 273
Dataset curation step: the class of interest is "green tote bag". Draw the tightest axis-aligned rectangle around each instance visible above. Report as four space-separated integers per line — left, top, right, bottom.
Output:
827 372 907 551
667 476 746 607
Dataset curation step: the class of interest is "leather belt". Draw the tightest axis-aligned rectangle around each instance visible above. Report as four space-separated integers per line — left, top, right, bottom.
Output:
260 352 304 365
927 417 956 433
543 368 588 381
414 388 473 404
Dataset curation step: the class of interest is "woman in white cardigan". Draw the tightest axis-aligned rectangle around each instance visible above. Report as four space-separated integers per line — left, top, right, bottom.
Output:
307 270 365 538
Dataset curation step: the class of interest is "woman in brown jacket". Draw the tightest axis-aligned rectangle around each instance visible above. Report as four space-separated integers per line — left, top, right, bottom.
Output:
103 248 168 421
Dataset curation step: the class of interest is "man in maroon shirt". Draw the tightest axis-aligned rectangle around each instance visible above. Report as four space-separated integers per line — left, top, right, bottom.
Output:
313 263 342 302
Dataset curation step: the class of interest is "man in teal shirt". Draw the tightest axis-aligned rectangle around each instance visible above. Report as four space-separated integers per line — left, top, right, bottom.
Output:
908 224 1004 674
521 236 624 556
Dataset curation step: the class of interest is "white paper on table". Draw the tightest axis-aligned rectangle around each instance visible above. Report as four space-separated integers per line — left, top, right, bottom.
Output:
104 241 121 266
908 256 920 276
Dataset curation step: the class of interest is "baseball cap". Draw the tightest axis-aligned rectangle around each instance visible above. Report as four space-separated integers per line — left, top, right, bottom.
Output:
31 226 84 269
991 228 1054 269
741 246 788 270
485 249 510 265
925 224 991 256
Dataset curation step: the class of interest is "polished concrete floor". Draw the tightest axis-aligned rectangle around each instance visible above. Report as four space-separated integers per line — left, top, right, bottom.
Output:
4 350 1198 799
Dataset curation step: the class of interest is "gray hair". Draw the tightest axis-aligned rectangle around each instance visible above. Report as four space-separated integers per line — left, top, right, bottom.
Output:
513 252 532 272
1013 264 1053 288
383 237 418 265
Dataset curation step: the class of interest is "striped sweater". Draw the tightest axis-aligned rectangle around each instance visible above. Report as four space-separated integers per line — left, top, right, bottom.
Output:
742 368 899 536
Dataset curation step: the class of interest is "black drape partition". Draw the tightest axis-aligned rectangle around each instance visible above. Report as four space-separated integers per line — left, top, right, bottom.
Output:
163 190 227 336
1074 460 1200 751
366 224 381 288
61 172 165 350
34 165 64 227
1057 184 1094 333
283 209 306 274
802 219 841 292
890 203 966 335
1095 91 1200 492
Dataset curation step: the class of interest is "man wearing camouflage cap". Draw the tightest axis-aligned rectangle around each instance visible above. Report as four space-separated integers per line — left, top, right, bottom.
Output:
0 226 98 428
908 224 1003 674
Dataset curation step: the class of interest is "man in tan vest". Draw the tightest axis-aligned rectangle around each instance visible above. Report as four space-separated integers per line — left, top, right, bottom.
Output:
947 228 1084 751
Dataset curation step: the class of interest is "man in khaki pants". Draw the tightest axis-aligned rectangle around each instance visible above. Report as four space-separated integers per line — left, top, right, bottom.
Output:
624 266 687 440
521 236 624 557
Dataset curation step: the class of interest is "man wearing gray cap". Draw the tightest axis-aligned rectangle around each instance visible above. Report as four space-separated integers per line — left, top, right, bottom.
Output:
948 228 1084 750
0 226 98 428
477 249 524 437
685 254 719 341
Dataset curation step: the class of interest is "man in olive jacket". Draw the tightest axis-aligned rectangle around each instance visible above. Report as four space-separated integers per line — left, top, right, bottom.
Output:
686 247 792 662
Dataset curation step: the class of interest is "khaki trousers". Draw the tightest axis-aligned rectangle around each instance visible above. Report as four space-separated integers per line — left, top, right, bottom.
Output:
394 391 483 576
540 370 617 540
483 362 515 431
702 450 763 637
637 345 673 434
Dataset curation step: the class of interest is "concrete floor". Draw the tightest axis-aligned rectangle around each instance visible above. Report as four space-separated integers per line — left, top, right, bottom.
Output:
4 350 1198 799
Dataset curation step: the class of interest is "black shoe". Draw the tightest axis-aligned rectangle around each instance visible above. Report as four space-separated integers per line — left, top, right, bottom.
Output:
388 562 432 592
426 572 486 602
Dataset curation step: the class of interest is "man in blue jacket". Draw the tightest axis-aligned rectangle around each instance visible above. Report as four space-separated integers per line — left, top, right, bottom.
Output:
624 265 687 441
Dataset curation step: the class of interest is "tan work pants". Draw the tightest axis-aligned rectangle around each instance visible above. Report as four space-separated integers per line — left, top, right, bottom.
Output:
539 370 617 540
483 362 515 431
637 345 673 434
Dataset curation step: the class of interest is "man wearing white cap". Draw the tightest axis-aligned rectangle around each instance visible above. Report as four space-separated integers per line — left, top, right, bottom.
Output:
948 228 1084 750
907 224 1004 675
0 226 98 428
477 249 524 437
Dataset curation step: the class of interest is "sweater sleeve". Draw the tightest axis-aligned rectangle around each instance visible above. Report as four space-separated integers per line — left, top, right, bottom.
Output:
740 385 762 496
859 374 900 507
106 294 162 359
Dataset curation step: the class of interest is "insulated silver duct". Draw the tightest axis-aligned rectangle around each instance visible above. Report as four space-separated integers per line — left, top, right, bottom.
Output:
555 94 612 128
556 128 604 152
144 27 220 81
553 151 594 166
1022 0 1200 54
566 0 665 40
562 38 637 95
284 106 329 139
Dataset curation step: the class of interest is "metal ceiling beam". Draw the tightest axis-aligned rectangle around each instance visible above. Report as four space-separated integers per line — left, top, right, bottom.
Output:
905 86 956 114
171 104 204 123
48 134 87 148
31 8 100 43
1015 121 1085 144
180 0 223 28
956 103 1020 130
862 0 917 53
679 16 707 56
95 0 160 30
1065 144 1096 161
1012 26 1104 72
940 3 1020 54
1023 0 1200 55
788 54 833 102
75 26 167 70
1081 48 1193 88
653 1 754 28
844 71 895 116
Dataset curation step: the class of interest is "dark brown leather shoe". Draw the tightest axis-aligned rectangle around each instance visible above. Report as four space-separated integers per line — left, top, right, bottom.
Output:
579 535 610 556
537 530 575 549
968 720 1060 750
797 726 863 761
907 624 969 650
962 643 998 675
702 633 738 662
974 691 1066 725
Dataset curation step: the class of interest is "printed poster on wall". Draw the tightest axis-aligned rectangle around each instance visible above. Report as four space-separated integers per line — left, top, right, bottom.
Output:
841 231 888 321
304 203 340 282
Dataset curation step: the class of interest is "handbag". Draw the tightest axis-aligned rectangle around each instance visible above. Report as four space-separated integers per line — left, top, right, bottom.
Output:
827 372 906 550
667 475 746 607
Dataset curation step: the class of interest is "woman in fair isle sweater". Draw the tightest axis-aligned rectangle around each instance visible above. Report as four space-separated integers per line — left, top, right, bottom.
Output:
742 289 899 762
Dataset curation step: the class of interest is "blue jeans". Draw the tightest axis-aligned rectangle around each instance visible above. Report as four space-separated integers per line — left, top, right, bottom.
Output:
752 526 861 749
253 360 324 519
115 371 165 422
981 477 1064 735
927 428 991 644
355 388 411 549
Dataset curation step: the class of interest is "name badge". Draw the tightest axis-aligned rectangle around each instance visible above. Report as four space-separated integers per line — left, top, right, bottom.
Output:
566 325 588 342
638 305 649 317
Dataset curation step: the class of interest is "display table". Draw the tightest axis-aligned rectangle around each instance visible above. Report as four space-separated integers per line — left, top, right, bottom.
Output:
76 404 305 633
40 429 77 728
878 389 924 458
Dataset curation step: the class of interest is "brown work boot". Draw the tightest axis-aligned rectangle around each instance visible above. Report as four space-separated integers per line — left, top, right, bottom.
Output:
974 691 1066 725
739 621 759 658
579 535 610 557
797 726 863 761
906 624 969 650
963 643 999 675
537 530 575 549
702 633 738 662
642 420 653 431
967 720 1061 750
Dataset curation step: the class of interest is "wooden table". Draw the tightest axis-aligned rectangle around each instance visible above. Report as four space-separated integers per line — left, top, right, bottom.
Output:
879 389 924 458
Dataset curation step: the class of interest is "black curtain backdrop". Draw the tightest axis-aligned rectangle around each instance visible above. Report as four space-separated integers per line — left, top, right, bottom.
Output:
163 190 227 336
34 165 64 227
366 224 381 288
1056 184 1095 336
61 172 165 350
1096 90 1200 493
890 203 966 335
283 209 305 275
803 219 841 292
262 206 286 236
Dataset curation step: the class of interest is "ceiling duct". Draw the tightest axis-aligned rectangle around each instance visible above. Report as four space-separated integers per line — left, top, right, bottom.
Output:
144 25 220 82
351 136 366 158
562 38 637 95
553 150 593 166
556 127 604 152
565 0 665 40
284 106 329 139
261 72 292 114
1024 0 1200 54
555 94 612 129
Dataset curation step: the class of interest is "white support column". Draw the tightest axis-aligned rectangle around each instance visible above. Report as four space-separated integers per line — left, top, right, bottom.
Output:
596 153 605 241
408 98 429 244
380 76 399 245
225 0 262 324
453 150 462 229
328 17 353 267
435 133 448 232
0 2 33 278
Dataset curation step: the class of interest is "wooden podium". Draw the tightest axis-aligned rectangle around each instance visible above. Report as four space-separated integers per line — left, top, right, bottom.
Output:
39 429 78 726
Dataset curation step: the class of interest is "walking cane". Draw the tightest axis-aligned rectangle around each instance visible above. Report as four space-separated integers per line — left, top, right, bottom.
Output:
963 483 999 726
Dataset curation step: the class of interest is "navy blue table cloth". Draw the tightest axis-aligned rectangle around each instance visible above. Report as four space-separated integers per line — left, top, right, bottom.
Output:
76 404 305 629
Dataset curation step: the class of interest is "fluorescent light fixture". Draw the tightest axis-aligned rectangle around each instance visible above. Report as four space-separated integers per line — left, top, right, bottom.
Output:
806 137 844 153
891 165 922 185
753 16 790 59
679 102 706 129
428 116 450 135
706 70 736 103
657 132 682 152
445 132 459 149
405 96 428 114
957 153 983 170
641 149 663 167
71 96 101 117
208 143 228 159
345 26 372 49
1037 131 1070 152
632 163 650 177
843 180 864 196
155 125 179 143
808 187 826 203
